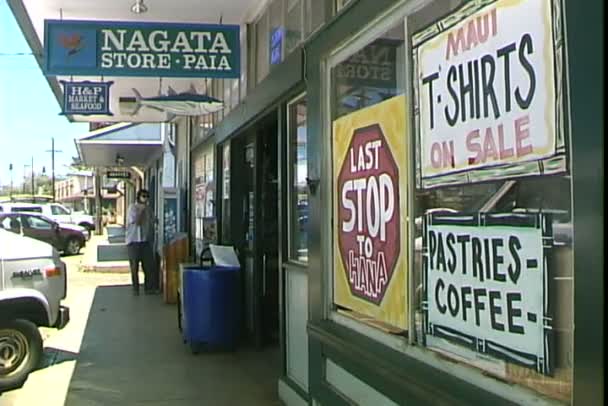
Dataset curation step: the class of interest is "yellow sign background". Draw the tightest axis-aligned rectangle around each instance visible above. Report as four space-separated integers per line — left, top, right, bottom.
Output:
332 95 409 330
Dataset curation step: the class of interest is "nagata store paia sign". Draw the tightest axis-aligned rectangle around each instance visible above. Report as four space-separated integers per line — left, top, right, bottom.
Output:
44 20 240 78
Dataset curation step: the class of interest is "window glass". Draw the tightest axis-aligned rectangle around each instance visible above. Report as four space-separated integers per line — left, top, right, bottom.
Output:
51 204 69 215
409 0 573 403
1 217 19 230
256 12 270 83
25 216 52 230
14 206 42 213
332 23 405 120
221 142 231 244
223 78 232 116
269 0 284 67
330 20 407 332
286 0 303 54
289 96 308 262
306 0 326 36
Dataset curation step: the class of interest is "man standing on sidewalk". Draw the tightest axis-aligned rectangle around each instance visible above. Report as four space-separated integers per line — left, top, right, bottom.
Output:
126 189 158 295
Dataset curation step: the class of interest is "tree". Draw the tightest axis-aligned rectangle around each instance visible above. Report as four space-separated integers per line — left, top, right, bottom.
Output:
35 174 53 195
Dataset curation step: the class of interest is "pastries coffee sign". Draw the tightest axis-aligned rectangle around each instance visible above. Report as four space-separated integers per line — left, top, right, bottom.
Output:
333 95 408 330
412 0 567 188
423 212 554 375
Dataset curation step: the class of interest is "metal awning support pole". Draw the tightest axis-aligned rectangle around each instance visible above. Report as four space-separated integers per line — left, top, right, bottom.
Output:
95 168 103 235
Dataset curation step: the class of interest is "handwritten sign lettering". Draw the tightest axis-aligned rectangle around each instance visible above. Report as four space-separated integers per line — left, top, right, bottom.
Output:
413 0 562 188
423 212 554 375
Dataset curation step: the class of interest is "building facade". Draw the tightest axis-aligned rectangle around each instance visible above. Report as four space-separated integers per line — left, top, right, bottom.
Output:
9 0 603 404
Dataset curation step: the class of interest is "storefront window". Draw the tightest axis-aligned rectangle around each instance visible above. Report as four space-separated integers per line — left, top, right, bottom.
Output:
330 20 408 332
221 142 231 244
255 11 270 83
326 0 573 403
253 0 328 86
410 0 573 402
333 23 405 120
289 96 308 263
306 0 325 36
286 0 303 54
193 148 216 257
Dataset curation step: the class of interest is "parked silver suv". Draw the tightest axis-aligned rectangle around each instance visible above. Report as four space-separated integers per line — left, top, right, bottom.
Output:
0 229 70 392
0 202 95 233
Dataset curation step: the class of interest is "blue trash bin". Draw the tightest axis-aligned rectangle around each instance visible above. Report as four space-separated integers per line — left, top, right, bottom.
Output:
182 265 240 353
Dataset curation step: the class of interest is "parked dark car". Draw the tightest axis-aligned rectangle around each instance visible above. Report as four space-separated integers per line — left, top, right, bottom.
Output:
0 212 86 256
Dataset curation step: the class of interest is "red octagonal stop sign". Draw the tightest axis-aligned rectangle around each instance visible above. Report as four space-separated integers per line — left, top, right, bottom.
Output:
337 123 400 305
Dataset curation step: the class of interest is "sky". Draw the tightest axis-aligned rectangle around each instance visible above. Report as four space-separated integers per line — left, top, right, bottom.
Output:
0 1 89 188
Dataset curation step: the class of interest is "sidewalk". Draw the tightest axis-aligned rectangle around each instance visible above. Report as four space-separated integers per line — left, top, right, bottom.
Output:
1 246 282 405
79 228 130 273
73 231 283 405
66 284 282 405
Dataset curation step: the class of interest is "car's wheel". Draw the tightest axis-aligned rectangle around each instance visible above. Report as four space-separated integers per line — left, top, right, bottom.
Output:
64 237 82 256
0 319 43 392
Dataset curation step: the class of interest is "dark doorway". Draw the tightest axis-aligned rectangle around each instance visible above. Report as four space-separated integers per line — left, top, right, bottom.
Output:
258 116 279 346
229 112 279 348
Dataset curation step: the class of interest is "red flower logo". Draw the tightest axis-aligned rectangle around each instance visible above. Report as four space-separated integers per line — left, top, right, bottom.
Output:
59 33 84 56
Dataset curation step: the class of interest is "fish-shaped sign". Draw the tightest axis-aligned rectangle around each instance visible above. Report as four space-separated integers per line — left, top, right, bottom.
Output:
131 85 223 117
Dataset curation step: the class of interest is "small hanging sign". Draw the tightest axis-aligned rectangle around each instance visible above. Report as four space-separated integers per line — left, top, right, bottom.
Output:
60 80 114 115
106 170 131 179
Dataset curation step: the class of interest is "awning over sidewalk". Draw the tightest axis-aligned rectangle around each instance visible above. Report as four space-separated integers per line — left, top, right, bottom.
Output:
76 123 163 167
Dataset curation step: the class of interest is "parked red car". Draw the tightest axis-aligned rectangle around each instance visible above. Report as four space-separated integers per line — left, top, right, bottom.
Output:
0 212 86 256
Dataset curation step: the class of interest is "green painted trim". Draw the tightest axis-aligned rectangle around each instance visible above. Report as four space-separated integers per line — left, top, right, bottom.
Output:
278 103 288 375
308 320 517 406
566 0 605 404
280 375 311 402
213 49 304 144
316 382 352 406
7 0 70 121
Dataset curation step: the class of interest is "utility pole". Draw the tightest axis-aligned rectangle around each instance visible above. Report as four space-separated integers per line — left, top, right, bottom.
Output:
23 164 30 194
31 156 35 198
46 137 62 202
9 163 13 200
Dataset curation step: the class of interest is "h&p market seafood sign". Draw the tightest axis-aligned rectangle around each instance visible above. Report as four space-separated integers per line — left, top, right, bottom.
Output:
412 0 567 188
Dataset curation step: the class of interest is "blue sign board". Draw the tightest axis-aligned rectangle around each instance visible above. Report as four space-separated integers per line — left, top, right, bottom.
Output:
61 80 113 115
45 20 241 78
270 27 284 65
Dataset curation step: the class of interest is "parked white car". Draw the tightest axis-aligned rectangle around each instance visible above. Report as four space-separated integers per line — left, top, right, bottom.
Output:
0 202 95 233
0 229 70 391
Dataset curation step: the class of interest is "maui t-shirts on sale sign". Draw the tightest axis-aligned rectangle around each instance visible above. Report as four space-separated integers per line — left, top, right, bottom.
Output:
413 0 567 188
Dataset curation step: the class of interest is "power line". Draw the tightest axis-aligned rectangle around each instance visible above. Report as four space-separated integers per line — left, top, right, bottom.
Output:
46 138 63 202
0 52 37 56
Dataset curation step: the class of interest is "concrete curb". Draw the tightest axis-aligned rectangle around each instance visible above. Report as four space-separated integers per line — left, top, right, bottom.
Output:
79 263 130 273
